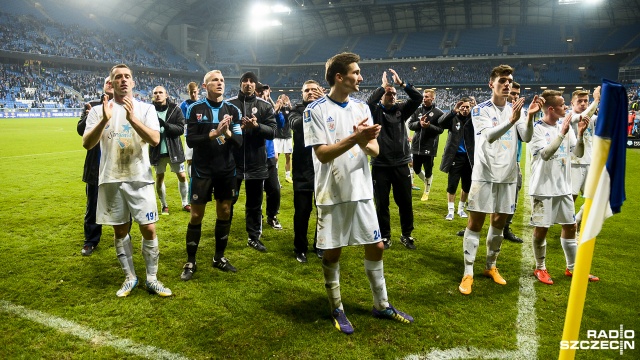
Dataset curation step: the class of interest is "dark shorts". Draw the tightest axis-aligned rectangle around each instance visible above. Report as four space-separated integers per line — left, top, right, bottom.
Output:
447 153 472 194
413 154 435 178
190 176 236 204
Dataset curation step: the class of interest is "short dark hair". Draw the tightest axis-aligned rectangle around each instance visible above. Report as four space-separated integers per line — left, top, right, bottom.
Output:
110 64 131 81
512 81 521 89
490 64 514 82
325 52 360 87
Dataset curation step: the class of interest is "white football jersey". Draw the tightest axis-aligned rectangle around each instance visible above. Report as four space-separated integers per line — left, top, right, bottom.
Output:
85 98 159 185
471 100 527 183
303 95 374 205
528 119 577 196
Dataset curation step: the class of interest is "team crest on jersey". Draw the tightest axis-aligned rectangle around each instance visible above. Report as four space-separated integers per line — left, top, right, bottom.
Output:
492 117 498 127
455 122 460 131
252 107 258 115
303 109 312 123
326 116 335 132
429 112 434 117
472 107 480 116
396 110 402 117
196 113 202 121
545 132 551 144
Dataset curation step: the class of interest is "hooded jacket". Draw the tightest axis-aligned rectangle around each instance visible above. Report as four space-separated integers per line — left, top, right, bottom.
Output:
438 110 475 173
289 101 315 192
149 101 186 165
367 84 422 167
228 91 277 180
408 104 444 156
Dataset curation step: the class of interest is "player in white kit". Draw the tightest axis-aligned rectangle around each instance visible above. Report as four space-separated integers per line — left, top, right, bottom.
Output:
459 64 537 295
528 89 599 284
83 64 172 297
304 52 413 334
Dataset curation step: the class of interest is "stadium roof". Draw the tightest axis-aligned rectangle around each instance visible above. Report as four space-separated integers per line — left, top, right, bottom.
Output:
89 0 639 42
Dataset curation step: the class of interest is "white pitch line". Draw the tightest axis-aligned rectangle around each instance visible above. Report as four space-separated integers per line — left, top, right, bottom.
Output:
0 149 84 159
407 152 538 360
0 300 190 360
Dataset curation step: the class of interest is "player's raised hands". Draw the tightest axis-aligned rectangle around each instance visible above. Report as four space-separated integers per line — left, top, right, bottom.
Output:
528 95 544 116
101 93 112 122
389 69 403 86
510 97 526 123
577 115 590 137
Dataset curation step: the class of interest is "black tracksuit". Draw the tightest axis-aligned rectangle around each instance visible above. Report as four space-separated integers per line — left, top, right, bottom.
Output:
367 84 422 239
77 98 103 247
408 104 444 178
228 92 277 241
290 101 317 254
438 110 474 194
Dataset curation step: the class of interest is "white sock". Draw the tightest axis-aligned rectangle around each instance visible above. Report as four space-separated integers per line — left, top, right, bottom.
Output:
364 259 389 311
179 181 189 207
142 237 159 282
416 171 426 183
561 237 577 271
486 225 504 269
458 201 465 213
285 171 291 178
186 163 192 179
158 183 167 208
425 175 433 193
409 166 415 181
114 234 136 280
448 202 455 214
533 235 547 270
322 260 342 311
463 229 480 276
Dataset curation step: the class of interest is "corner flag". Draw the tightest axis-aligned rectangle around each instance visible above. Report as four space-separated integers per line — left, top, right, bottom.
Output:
559 79 627 359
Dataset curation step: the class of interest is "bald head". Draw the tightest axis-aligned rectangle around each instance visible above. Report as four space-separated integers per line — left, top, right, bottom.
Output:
152 86 167 105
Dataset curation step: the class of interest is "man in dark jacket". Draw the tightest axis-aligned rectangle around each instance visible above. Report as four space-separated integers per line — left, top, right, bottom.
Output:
181 70 243 280
438 98 475 223
289 79 324 263
150 86 189 215
228 71 277 253
367 69 422 250
77 76 112 256
408 89 444 201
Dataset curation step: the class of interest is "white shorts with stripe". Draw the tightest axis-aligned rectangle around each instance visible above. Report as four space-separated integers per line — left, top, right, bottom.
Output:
571 164 588 196
274 138 293 154
97 182 158 225
529 194 575 228
316 199 381 250
466 181 516 214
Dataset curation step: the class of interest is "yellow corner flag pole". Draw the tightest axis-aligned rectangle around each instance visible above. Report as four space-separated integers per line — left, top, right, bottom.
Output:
558 137 611 360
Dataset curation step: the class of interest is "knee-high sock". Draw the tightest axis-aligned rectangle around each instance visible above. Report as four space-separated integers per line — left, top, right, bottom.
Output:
158 183 167 208
416 171 426 184
463 229 480 276
186 222 201 264
186 163 192 180
409 165 415 182
214 219 231 260
560 237 577 271
486 225 504 269
142 237 159 282
458 201 466 213
178 181 189 207
364 259 389 311
448 202 455 214
115 234 136 280
322 260 342 312
423 175 433 193
533 235 547 270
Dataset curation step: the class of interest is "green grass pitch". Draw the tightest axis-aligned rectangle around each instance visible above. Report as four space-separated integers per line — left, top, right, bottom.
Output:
0 117 637 359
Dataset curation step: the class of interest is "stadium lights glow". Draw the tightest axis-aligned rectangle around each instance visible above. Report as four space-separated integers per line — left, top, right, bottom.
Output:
578 66 586 70
559 86 566 89
525 87 531 90
609 53 615 55
540 86 547 89
576 86 583 89
566 38 573 42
